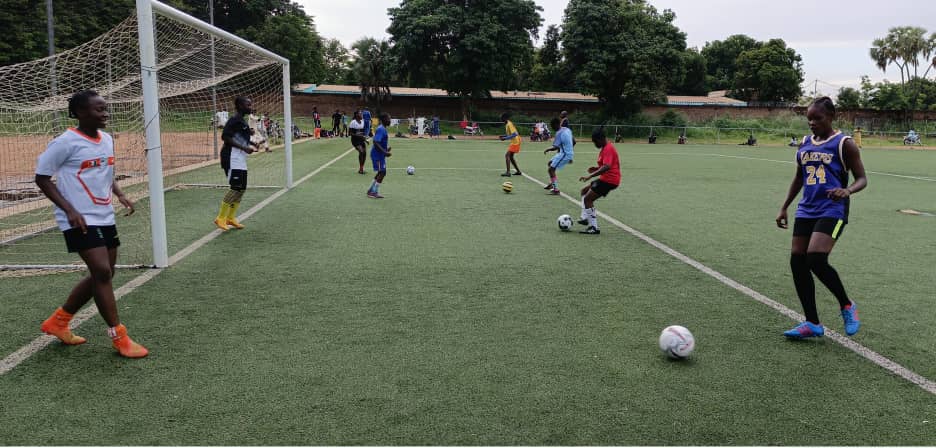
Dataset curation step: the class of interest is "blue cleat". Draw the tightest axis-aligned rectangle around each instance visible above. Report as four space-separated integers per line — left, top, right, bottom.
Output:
841 301 860 336
784 321 825 339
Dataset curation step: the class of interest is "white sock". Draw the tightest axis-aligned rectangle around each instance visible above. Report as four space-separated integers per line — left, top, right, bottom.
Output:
587 208 598 229
580 196 587 219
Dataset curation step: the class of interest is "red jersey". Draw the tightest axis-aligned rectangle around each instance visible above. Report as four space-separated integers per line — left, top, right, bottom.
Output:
597 142 621 186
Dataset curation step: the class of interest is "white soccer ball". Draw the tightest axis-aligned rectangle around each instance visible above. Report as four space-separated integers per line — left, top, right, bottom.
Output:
659 325 695 359
557 214 573 231
406 165 415 175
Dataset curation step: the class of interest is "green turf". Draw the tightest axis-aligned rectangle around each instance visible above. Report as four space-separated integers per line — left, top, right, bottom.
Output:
0 139 934 445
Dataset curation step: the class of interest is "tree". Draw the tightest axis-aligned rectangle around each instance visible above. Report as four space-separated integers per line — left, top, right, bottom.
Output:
733 39 804 102
529 24 571 91
673 48 708 95
351 38 394 111
562 0 687 116
836 87 862 109
387 0 542 100
244 13 324 83
701 34 760 91
322 38 350 84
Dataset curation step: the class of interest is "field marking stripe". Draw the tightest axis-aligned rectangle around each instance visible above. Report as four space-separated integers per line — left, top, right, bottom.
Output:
520 172 936 396
0 148 355 376
634 152 936 182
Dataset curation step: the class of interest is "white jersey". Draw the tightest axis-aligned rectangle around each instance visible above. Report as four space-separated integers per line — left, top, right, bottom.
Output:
349 119 364 133
36 128 116 231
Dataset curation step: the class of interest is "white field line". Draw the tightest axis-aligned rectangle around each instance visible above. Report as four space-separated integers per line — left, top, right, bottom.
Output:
520 172 936 396
633 152 936 182
0 148 355 376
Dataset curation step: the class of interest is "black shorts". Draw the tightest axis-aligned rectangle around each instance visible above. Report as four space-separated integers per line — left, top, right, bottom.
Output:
226 169 248 191
793 217 847 240
351 135 367 148
63 225 120 253
589 180 618 198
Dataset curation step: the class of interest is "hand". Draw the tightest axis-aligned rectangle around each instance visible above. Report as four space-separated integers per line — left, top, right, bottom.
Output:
775 209 788 229
66 209 88 234
579 176 590 182
826 188 851 201
499 136 506 141
587 166 598 173
118 194 136 216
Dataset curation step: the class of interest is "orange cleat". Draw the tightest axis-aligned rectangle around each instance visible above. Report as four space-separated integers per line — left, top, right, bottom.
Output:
213 217 229 231
40 307 86 345
226 218 245 230
110 324 149 358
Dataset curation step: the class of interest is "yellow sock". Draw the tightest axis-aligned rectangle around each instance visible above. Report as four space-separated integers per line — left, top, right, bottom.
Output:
227 201 240 220
217 201 231 220
218 201 231 219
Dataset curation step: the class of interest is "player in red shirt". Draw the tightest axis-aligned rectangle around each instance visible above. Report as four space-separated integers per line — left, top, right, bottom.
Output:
577 127 620 235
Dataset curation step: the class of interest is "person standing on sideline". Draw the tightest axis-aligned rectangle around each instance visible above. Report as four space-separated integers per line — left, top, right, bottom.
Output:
776 96 867 339
35 90 148 358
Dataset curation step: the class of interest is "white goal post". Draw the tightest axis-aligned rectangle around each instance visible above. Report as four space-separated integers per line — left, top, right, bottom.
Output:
0 0 292 269
137 0 293 267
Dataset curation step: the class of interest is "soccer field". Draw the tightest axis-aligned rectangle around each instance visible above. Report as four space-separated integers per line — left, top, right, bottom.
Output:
1 138 934 445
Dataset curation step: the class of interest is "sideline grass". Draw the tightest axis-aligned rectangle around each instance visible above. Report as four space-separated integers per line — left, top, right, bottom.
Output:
0 139 933 445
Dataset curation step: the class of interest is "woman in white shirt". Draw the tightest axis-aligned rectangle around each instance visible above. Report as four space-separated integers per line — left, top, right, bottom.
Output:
34 90 148 358
349 110 367 174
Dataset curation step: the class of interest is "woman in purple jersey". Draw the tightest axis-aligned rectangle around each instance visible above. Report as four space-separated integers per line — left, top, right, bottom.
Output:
776 97 867 339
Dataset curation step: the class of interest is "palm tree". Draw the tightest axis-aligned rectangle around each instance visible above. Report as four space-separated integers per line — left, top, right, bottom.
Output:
351 38 393 111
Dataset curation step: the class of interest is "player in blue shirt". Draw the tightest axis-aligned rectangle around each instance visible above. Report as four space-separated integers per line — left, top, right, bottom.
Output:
542 117 574 195
362 108 372 137
776 97 868 339
367 113 392 198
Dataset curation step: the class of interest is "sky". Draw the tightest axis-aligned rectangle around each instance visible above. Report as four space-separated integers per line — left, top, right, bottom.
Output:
298 0 936 95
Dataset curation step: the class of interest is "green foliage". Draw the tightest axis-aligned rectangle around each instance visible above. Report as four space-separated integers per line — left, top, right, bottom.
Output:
869 26 936 111
322 38 351 84
351 38 395 111
673 48 708 95
733 39 804 102
387 0 543 98
243 13 324 83
701 34 760 91
836 87 862 109
656 109 686 127
562 0 687 116
529 25 572 92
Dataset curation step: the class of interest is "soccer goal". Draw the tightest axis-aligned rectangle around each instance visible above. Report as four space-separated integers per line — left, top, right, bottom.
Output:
0 0 293 269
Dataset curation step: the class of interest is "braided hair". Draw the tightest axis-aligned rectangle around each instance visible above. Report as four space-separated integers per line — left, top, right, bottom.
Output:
810 96 836 116
67 90 99 119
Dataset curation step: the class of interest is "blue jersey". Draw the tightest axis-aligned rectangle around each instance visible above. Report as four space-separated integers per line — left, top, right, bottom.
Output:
362 111 372 129
795 131 851 221
553 127 574 158
371 125 388 158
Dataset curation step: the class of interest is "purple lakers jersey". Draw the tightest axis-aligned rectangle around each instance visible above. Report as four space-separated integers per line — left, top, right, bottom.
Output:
795 131 851 221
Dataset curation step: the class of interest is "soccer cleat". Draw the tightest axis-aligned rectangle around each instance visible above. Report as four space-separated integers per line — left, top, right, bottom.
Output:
358 169 365 174
841 301 860 336
577 218 589 226
226 219 245 230
40 307 86 345
550 188 561 195
367 191 384 199
110 324 149 358
579 226 600 235
513 171 522 176
213 217 229 231
500 172 512 177
543 183 554 190
783 321 825 339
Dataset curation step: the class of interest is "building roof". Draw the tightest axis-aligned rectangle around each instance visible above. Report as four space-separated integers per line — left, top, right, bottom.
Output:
294 84 747 106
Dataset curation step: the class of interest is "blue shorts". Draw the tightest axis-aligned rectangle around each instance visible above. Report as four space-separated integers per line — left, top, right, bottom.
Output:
371 151 386 172
549 153 573 170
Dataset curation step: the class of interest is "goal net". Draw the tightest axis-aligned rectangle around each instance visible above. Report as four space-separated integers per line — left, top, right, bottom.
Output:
0 0 292 269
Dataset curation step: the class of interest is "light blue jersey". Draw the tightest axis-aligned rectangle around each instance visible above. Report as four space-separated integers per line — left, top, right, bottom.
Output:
550 127 574 169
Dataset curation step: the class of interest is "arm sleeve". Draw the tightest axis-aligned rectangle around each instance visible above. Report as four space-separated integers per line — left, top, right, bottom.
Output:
35 138 70 176
221 117 239 140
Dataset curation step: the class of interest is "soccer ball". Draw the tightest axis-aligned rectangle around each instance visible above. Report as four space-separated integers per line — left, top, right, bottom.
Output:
502 181 513 193
406 165 415 175
557 214 573 231
659 325 695 359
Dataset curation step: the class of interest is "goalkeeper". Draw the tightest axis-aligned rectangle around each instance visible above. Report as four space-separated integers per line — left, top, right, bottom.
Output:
214 96 257 231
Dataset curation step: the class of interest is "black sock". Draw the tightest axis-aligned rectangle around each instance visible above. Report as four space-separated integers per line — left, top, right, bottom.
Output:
807 252 851 309
791 253 819 324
